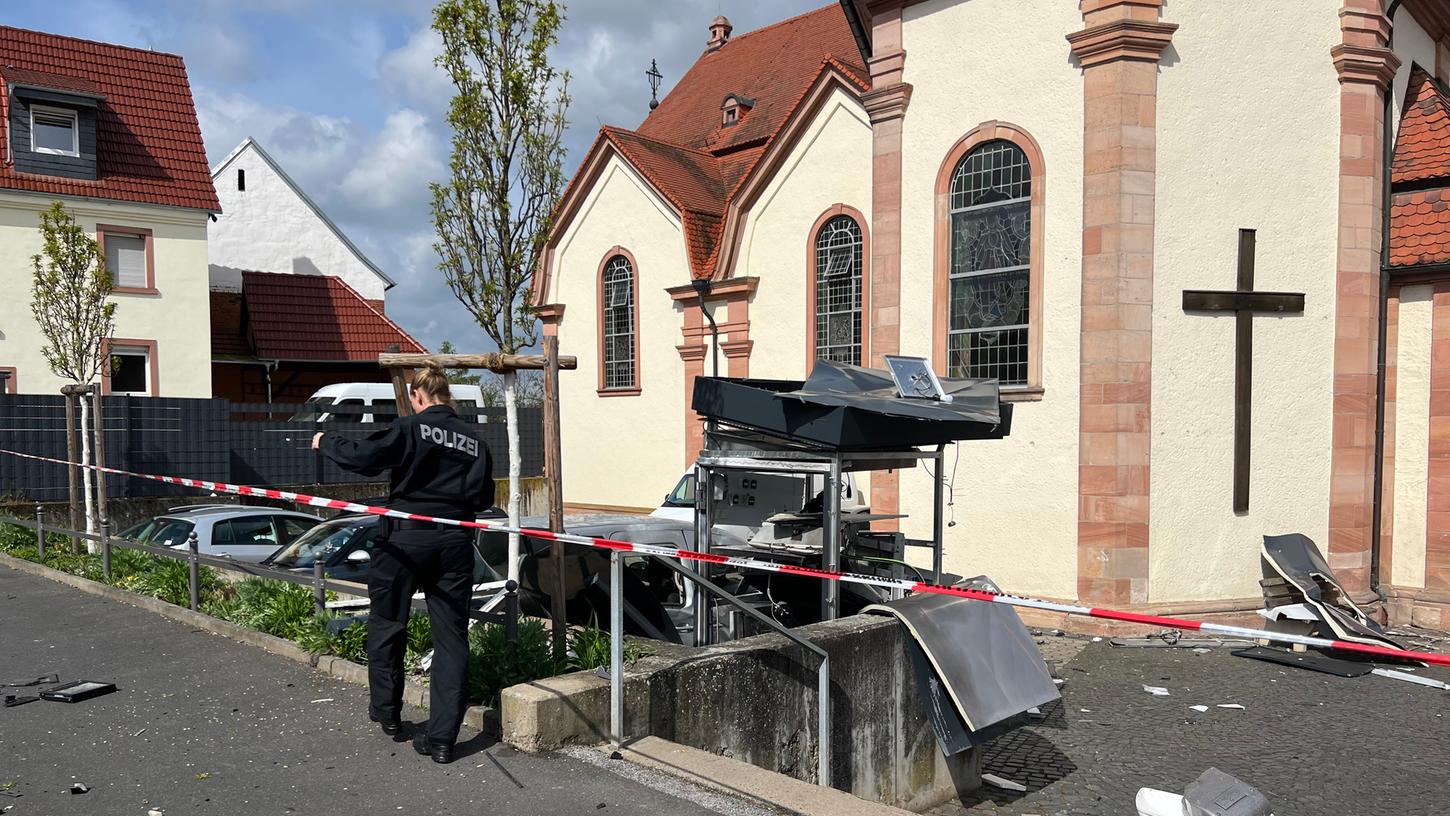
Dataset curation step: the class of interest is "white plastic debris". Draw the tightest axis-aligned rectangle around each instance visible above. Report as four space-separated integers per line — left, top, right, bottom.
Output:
310 698 334 704
148 810 164 816
1257 603 1318 622
1092 637 1103 642
1372 668 1450 690
1053 678 1065 686
1142 685 1171 697
1189 705 1209 713
1136 787 1186 816
1079 708 1091 713
982 773 1027 793
1192 648 1211 654
1216 704 1245 710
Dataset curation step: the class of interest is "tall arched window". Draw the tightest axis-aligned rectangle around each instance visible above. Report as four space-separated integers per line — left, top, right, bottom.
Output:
813 214 864 365
947 140 1032 385
601 253 636 390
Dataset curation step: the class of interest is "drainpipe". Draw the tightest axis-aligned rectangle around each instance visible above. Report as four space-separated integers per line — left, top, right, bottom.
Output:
1371 0 1406 599
692 278 720 377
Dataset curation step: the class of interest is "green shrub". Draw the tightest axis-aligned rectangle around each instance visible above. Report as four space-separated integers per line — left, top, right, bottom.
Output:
250 584 315 638
135 559 222 606
468 619 563 706
332 621 369 664
565 616 650 672
107 547 159 583
404 613 433 673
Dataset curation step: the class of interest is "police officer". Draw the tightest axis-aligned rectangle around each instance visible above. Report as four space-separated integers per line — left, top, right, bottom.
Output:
312 365 492 764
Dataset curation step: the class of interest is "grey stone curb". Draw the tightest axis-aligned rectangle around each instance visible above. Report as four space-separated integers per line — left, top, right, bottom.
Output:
0 552 498 734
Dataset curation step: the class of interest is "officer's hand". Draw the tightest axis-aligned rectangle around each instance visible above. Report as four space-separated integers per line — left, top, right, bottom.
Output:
311 432 324 451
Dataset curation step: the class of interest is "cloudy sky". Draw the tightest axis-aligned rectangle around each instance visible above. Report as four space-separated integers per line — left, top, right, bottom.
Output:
9 0 828 352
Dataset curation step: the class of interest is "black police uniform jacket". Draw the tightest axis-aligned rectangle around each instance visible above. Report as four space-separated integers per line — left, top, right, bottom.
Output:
318 404 494 520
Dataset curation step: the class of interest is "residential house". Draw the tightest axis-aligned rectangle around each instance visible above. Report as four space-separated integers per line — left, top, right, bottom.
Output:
206 138 422 403
532 1 1450 624
0 26 219 397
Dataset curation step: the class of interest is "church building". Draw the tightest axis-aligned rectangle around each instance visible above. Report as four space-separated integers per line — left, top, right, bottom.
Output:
532 0 1450 625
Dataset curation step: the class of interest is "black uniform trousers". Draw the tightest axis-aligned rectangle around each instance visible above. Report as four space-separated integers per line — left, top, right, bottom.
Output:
366 527 473 745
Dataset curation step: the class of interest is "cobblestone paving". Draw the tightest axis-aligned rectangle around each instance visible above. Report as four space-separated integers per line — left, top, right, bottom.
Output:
931 635 1450 816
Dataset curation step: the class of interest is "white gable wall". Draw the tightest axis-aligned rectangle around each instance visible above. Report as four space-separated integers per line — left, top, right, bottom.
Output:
549 153 690 510
209 143 389 302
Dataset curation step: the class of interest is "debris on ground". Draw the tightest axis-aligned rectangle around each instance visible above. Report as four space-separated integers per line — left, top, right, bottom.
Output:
1216 704 1245 710
1136 767 1271 816
1189 705 1209 713
1231 645 1374 677
982 773 1028 793
309 698 333 704
1372 668 1450 690
1142 685 1170 697
68 783 88 794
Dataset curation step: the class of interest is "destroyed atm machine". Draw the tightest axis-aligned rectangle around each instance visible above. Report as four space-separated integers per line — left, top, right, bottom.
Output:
687 356 1013 644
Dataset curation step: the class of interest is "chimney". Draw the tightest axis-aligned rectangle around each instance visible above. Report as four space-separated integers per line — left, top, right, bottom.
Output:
707 15 732 52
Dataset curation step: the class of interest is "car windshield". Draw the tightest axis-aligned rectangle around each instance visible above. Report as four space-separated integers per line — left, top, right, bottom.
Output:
150 519 195 547
664 474 696 507
289 397 335 421
268 517 372 568
118 519 158 542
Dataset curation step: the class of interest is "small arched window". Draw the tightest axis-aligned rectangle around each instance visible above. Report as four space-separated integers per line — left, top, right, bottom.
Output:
947 140 1031 385
813 215 864 365
601 254 636 389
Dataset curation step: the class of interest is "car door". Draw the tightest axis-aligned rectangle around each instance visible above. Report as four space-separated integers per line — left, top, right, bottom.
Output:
329 523 380 583
212 516 283 563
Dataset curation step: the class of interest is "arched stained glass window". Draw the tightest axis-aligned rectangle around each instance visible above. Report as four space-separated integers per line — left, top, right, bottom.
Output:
814 215 863 365
601 255 636 389
947 140 1031 385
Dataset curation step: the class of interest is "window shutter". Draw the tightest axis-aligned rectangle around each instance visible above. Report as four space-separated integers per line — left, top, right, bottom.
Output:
106 234 148 289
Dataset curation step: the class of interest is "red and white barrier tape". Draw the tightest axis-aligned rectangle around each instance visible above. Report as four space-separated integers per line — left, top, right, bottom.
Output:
4 447 1447 668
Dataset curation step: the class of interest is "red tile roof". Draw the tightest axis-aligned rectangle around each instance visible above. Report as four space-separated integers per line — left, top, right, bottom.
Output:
545 3 867 284
239 272 426 362
1391 69 1450 267
0 26 219 211
1390 188 1450 267
1394 69 1450 185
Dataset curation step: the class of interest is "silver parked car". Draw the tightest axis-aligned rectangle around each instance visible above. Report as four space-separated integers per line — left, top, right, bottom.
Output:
119 505 322 563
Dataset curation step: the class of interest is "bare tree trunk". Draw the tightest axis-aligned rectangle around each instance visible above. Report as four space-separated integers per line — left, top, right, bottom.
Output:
64 393 80 552
78 391 97 550
504 370 521 584
92 388 108 533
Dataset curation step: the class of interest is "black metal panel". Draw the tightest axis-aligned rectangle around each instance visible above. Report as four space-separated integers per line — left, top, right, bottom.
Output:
692 376 1011 450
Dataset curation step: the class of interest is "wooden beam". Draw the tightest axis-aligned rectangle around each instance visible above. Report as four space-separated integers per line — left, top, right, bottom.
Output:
390 368 414 417
378 353 578 371
542 335 567 654
1181 291 1304 313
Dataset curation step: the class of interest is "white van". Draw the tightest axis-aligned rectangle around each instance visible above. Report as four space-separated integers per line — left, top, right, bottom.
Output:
291 382 488 423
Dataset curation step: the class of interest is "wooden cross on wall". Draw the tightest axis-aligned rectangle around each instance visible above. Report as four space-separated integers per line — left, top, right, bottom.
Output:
1182 229 1305 513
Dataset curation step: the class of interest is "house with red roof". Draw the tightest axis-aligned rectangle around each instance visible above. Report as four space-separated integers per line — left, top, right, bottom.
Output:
0 25 219 398
205 138 422 404
532 1 1450 624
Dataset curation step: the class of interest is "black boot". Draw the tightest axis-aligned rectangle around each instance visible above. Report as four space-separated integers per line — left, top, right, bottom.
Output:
412 732 455 764
369 710 402 737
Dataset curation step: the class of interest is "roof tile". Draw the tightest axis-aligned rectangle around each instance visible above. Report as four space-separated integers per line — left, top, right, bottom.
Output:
1393 68 1450 185
238 272 426 361
1391 189 1450 266
0 26 219 211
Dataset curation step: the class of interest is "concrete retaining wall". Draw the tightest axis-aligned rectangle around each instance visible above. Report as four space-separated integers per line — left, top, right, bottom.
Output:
502 614 982 812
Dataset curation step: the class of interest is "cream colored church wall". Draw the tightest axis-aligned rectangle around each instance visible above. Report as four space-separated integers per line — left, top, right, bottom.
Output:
547 155 689 509
0 192 212 397
1149 2 1343 602
736 86 873 383
1390 287 1433 589
898 0 1085 599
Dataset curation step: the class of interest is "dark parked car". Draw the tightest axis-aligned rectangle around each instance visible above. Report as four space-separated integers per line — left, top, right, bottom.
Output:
263 507 508 586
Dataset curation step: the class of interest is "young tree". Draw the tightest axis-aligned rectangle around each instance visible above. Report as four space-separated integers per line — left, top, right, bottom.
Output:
431 0 571 582
437 341 483 386
30 201 117 540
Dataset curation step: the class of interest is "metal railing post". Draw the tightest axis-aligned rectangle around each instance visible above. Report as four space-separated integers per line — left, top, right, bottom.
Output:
610 550 623 748
34 504 45 560
932 445 945 584
313 558 326 615
187 531 200 611
100 518 112 582
504 579 520 645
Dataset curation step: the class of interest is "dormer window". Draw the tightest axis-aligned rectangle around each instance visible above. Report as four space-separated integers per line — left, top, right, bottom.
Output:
31 105 79 156
720 94 754 128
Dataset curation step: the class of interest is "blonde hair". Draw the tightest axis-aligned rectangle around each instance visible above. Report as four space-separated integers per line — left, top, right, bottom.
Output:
411 364 453 406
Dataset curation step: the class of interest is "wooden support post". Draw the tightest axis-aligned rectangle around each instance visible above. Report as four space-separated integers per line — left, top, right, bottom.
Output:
390 368 415 418
543 335 567 651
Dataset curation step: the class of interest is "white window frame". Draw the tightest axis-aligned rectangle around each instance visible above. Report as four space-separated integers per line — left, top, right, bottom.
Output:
30 104 80 157
109 346 151 396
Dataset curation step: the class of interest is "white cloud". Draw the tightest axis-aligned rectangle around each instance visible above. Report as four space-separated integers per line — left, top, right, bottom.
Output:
378 26 452 115
338 108 444 211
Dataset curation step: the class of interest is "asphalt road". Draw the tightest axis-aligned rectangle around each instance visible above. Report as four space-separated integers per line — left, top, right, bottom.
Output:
0 564 775 816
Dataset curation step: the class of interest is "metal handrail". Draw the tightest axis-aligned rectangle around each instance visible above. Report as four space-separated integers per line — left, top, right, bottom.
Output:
0 513 517 627
608 551 831 787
